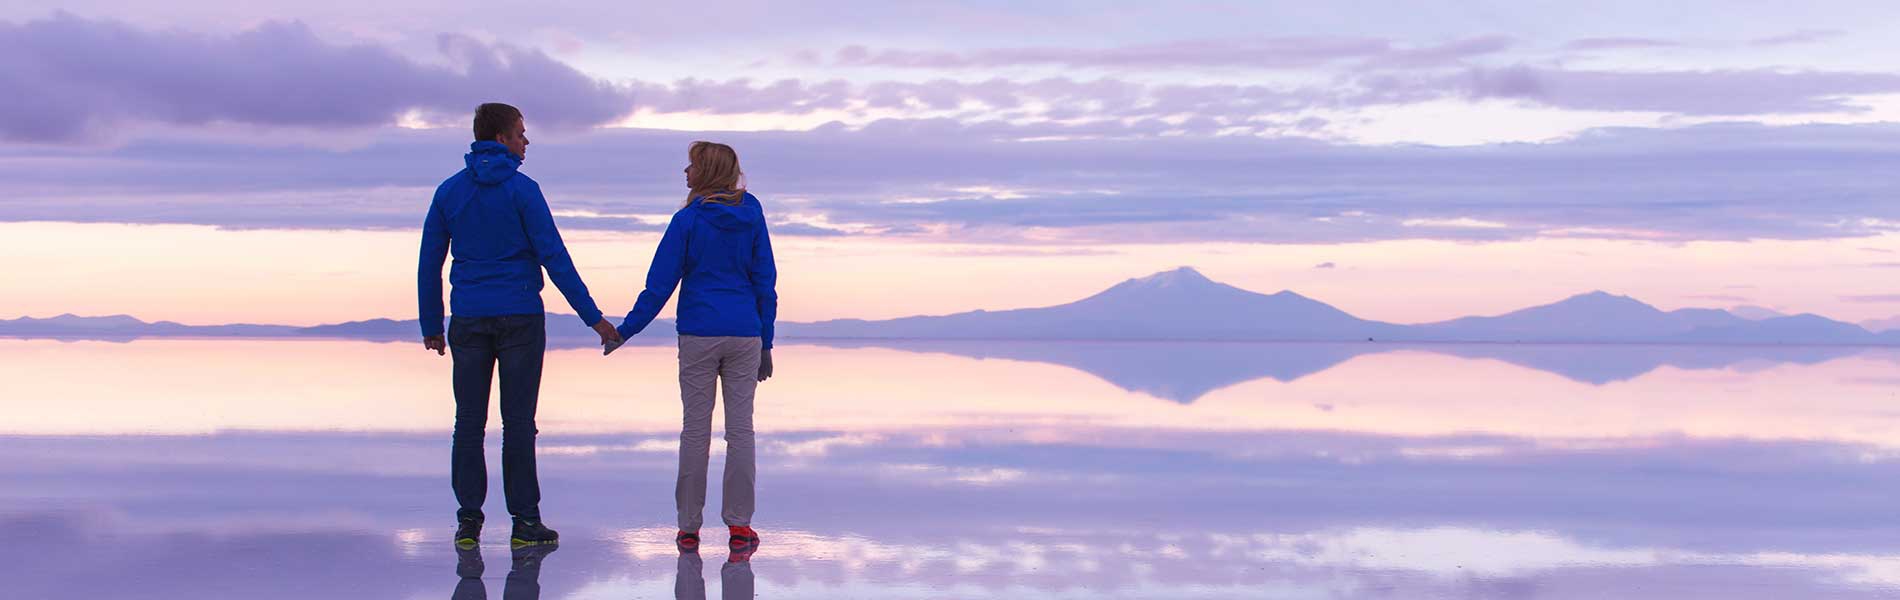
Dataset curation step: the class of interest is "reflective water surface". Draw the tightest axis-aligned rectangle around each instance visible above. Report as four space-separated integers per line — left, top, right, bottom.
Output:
3 338 1899 598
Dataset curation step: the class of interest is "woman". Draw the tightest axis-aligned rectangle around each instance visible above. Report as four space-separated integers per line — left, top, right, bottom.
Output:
609 141 777 551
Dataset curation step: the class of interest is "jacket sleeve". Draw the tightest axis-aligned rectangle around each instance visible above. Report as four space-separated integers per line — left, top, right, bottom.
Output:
417 192 451 338
617 210 690 339
517 179 605 328
751 217 779 350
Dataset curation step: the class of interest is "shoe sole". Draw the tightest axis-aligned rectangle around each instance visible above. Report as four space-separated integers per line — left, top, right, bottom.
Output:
511 538 559 547
455 538 479 549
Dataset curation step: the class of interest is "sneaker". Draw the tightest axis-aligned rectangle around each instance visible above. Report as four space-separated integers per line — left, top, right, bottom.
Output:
510 518 559 547
728 526 760 548
676 530 700 552
454 518 482 548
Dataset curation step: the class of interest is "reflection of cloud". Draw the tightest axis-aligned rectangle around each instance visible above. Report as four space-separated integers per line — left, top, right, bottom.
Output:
540 439 674 455
775 433 885 457
881 463 1028 486
1228 527 1660 575
1396 445 1511 459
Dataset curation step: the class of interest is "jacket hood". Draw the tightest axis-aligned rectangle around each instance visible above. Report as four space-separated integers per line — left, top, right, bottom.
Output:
465 141 523 185
691 192 763 231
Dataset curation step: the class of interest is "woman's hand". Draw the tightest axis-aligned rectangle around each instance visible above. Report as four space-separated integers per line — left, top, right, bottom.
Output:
758 348 774 382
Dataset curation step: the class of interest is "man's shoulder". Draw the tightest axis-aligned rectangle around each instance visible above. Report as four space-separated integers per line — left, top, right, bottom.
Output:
502 171 544 203
435 168 473 192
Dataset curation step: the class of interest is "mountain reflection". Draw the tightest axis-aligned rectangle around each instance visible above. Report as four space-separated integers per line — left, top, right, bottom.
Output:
802 339 1871 402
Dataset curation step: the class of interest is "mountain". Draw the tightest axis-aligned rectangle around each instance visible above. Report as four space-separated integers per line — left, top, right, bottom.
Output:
1729 305 1790 321
297 314 677 346
1677 313 1879 345
783 267 1406 342
3 267 1891 347
0 314 297 338
0 313 673 348
1407 291 1749 342
1861 315 1900 332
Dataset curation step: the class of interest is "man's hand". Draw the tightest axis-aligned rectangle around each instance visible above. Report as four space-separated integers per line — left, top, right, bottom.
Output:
423 335 446 356
593 320 623 350
758 348 773 382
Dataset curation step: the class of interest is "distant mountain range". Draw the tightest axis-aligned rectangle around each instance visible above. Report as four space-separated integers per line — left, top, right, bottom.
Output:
6 267 1898 347
782 267 1900 346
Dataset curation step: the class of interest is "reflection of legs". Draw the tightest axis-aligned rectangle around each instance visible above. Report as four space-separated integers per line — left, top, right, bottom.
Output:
720 553 754 600
453 546 487 600
677 336 722 532
496 315 547 521
717 339 761 528
673 551 706 600
450 317 498 523
504 545 555 600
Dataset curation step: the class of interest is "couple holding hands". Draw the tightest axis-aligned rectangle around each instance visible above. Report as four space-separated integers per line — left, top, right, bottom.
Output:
418 102 776 552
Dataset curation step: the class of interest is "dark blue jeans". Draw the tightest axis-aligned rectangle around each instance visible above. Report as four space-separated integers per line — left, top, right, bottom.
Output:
449 313 547 522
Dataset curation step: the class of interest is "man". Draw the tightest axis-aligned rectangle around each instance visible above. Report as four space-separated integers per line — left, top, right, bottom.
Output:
419 102 621 548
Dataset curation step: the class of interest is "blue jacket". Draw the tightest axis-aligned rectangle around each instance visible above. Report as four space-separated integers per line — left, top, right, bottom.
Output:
417 141 604 337
617 192 779 349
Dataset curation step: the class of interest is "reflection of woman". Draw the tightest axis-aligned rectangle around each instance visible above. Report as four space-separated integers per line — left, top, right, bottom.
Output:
610 141 777 550
673 548 756 600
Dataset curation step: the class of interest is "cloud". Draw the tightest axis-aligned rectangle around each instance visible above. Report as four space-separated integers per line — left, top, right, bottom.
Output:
1842 294 1900 304
1455 66 1900 115
612 65 1900 131
0 13 636 142
1562 37 1680 51
831 36 1513 70
6 14 1893 148
767 221 852 237
1314 262 1337 269
1750 29 1845 47
8 117 1900 244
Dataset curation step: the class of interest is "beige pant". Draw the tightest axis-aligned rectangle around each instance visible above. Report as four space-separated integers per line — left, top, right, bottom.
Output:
676 335 760 531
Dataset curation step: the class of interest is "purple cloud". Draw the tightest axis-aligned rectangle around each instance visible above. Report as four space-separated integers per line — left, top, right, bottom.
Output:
1842 294 1900 303
0 13 636 142
614 67 1900 126
831 35 1511 70
1458 66 1900 115
1562 37 1680 51
8 120 1900 245
1751 29 1845 46
8 14 1893 147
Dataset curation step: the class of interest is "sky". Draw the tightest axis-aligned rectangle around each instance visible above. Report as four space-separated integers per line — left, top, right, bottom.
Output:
3 2 1900 326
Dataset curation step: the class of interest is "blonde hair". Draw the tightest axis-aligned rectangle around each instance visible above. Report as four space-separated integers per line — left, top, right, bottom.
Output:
686 141 746 207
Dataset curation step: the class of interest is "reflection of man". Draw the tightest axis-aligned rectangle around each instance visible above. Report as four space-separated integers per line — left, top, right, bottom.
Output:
419 102 623 548
674 547 755 600
452 545 558 600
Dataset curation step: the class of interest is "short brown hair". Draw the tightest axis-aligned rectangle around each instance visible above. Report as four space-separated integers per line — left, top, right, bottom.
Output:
473 103 522 142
